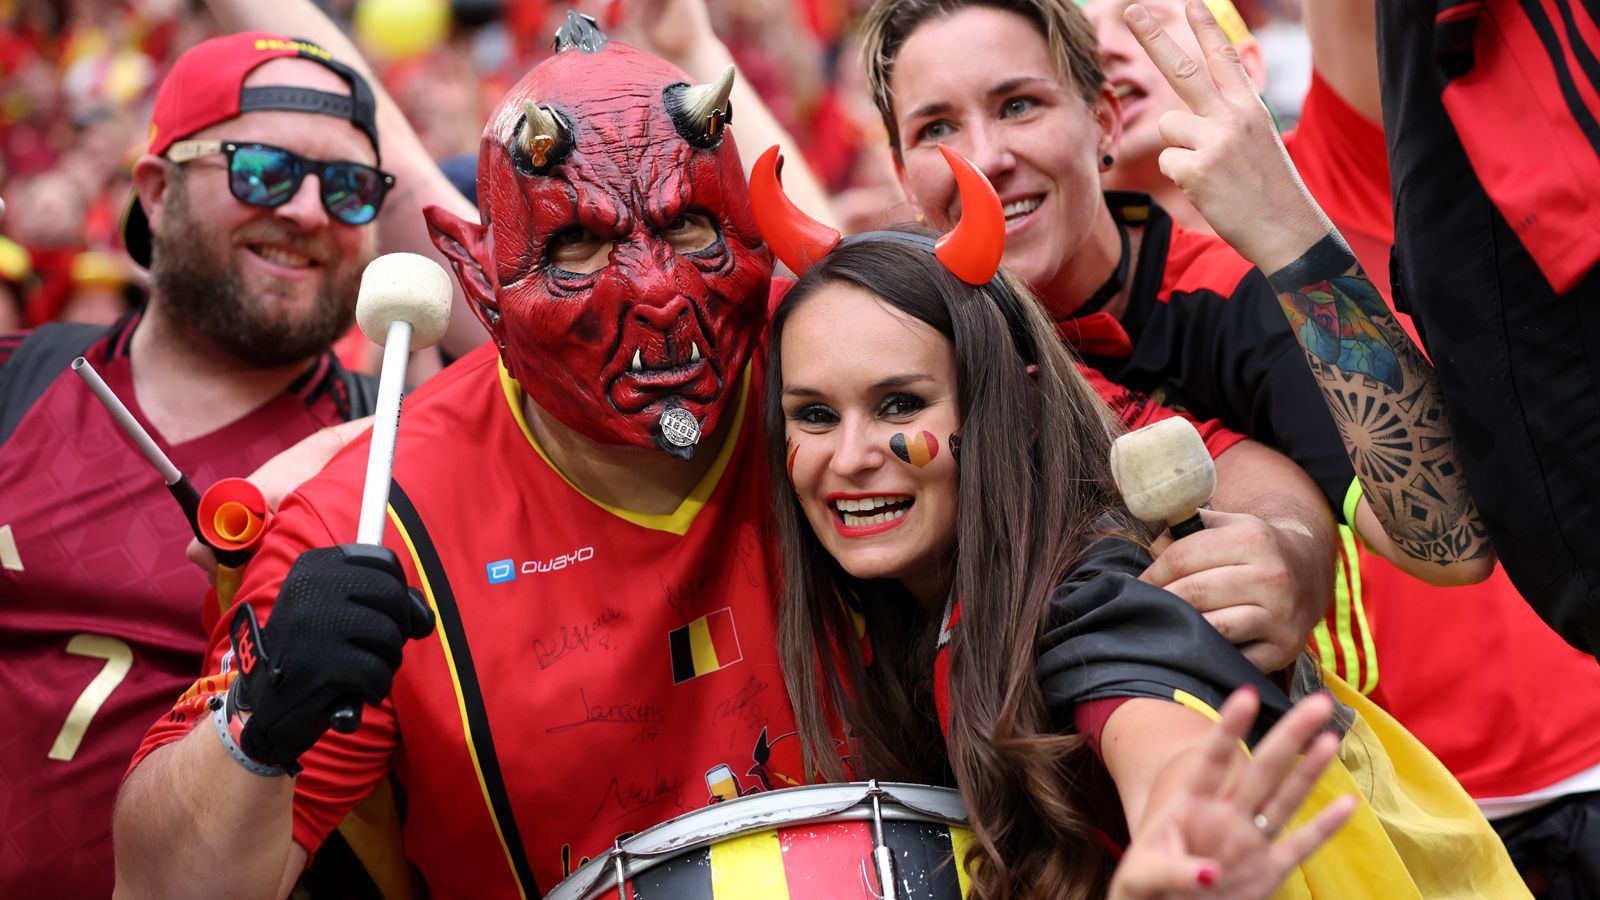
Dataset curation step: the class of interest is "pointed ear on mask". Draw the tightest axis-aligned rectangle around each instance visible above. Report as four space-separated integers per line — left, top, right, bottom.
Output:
424 204 500 332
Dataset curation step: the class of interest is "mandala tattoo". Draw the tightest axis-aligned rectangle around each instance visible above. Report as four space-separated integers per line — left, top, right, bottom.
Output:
1273 240 1491 566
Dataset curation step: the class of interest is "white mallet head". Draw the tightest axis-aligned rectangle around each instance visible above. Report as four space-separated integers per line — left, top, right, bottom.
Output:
1110 417 1216 524
356 252 454 348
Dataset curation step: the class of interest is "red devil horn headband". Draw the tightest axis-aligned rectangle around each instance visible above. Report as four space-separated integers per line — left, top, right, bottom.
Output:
750 146 841 275
751 144 1005 285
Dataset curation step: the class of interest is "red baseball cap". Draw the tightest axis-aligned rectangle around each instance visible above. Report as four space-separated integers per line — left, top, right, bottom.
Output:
122 32 382 268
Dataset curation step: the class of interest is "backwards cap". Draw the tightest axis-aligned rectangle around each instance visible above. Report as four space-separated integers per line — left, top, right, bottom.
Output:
122 32 382 268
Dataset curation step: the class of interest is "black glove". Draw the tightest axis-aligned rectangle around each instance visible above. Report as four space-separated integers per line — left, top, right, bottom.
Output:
228 544 434 769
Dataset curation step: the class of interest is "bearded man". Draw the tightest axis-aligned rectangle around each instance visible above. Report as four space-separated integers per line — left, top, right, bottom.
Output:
0 32 396 897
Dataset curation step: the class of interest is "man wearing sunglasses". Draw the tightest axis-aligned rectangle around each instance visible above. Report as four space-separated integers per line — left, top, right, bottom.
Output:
0 32 393 898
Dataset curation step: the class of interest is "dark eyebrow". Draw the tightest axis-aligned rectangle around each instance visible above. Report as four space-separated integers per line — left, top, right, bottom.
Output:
903 98 953 124
782 374 934 397
902 76 1057 126
988 75 1055 99
873 374 935 390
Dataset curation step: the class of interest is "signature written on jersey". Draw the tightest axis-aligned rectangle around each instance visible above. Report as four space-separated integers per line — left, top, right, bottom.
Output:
546 688 666 735
591 769 688 823
532 606 622 669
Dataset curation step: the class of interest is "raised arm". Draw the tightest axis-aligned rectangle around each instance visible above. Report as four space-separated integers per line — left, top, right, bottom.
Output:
202 0 489 361
1302 0 1381 123
1120 0 1493 582
115 506 430 898
615 0 841 230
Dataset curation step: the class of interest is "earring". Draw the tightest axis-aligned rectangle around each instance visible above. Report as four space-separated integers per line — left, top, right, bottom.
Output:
1102 154 1115 167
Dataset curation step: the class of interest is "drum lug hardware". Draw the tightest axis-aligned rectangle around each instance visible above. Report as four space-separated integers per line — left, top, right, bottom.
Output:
861 780 901 900
613 838 629 900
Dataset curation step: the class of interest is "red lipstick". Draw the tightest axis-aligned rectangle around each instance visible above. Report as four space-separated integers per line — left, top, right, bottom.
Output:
825 492 914 538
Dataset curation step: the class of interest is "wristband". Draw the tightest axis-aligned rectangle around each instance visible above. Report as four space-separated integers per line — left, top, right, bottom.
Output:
210 686 294 778
1266 233 1357 293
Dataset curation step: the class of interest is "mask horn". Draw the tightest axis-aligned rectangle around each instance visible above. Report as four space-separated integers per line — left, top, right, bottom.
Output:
517 100 570 171
667 65 736 148
932 145 1006 285
750 145 841 276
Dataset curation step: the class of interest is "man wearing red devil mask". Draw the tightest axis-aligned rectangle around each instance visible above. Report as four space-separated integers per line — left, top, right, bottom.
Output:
116 13 1347 898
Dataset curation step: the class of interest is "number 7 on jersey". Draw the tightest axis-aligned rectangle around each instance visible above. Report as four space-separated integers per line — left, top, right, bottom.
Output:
48 634 133 762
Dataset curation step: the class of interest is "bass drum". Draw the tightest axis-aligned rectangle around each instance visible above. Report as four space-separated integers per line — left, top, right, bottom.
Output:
546 780 974 900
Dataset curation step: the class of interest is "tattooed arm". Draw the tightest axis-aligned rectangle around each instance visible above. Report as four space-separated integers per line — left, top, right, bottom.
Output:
1268 237 1492 581
1122 0 1494 582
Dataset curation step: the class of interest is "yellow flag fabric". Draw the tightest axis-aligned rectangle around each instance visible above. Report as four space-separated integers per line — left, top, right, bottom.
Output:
1270 673 1528 899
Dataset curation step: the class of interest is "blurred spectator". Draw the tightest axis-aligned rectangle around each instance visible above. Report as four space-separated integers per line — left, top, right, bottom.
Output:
0 0 897 330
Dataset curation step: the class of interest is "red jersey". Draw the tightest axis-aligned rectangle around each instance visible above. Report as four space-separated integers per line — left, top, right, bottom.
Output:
0 314 354 897
1284 70 1398 305
1361 556 1600 799
1283 66 1600 799
1066 194 1357 514
133 343 805 898
1076 362 1246 461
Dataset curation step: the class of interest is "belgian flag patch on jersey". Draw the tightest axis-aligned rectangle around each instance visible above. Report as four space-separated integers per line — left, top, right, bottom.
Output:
669 608 743 683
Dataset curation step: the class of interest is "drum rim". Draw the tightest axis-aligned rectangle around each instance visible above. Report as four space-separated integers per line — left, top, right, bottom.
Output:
548 781 969 900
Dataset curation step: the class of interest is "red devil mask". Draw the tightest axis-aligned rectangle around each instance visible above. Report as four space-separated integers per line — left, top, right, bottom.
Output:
425 19 770 458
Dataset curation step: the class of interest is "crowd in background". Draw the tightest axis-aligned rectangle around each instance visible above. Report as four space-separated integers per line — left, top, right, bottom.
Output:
0 0 1310 341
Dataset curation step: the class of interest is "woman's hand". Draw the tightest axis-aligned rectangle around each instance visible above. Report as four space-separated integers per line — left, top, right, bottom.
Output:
1108 688 1356 899
1122 1 1335 274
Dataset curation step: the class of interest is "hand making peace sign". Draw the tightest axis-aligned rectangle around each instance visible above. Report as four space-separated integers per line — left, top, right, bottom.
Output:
1122 0 1339 275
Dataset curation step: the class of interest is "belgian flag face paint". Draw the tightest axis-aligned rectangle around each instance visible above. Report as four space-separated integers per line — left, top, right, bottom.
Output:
786 437 799 485
889 431 940 468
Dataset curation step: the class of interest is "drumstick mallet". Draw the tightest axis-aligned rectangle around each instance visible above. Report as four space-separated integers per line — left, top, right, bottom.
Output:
326 251 453 733
1109 417 1217 539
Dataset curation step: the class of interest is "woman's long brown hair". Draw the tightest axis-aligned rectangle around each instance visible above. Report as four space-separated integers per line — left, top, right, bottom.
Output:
766 235 1132 899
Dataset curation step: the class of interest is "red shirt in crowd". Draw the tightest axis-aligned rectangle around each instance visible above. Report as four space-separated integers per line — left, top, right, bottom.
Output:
0 314 359 896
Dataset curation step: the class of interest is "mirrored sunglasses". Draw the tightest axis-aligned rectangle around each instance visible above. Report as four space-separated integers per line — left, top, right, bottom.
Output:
166 140 395 226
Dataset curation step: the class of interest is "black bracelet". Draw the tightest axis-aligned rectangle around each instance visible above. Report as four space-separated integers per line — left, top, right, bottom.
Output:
1267 232 1357 293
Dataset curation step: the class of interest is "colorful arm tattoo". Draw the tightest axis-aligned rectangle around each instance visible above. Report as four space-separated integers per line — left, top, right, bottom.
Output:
1269 234 1490 566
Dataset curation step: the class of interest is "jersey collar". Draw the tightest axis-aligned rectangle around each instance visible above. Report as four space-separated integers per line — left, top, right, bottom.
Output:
497 358 751 536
